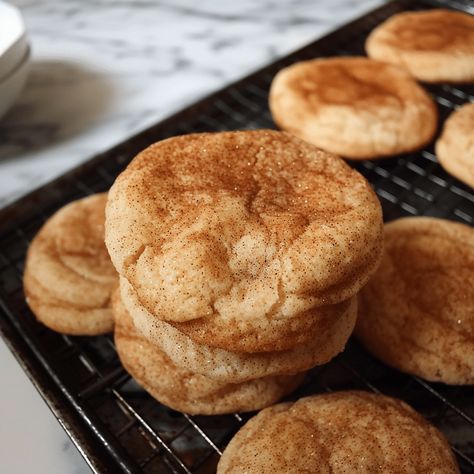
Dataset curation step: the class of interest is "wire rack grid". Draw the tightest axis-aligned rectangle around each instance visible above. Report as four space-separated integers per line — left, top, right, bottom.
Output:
0 0 473 472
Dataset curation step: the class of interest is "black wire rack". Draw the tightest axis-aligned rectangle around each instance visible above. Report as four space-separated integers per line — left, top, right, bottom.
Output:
0 0 473 472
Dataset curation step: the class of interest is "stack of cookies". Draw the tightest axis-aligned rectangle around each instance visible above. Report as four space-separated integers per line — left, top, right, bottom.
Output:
105 129 384 414
22 130 383 415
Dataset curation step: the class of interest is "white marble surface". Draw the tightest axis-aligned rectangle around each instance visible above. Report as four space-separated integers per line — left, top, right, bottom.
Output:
0 0 383 472
0 338 91 474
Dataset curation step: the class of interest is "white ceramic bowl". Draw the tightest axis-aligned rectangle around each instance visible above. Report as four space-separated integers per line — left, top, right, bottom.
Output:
0 2 28 82
0 46 30 120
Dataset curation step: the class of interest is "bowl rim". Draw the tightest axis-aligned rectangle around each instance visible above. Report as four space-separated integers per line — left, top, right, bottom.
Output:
0 44 30 86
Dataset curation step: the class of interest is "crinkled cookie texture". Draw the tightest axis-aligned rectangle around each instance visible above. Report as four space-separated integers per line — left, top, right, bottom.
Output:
217 391 459 474
366 9 474 83
106 131 382 339
269 57 437 160
24 193 117 335
120 277 357 383
436 103 474 188
112 290 304 415
357 217 474 384
170 294 354 353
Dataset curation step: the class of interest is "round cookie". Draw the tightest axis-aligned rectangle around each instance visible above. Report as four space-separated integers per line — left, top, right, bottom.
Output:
217 391 459 474
106 131 382 349
366 9 474 83
269 57 437 159
356 217 474 384
120 277 357 383
24 193 117 335
113 291 305 415
436 103 474 188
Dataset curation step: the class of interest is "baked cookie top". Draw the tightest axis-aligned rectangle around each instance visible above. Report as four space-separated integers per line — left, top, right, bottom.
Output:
357 217 474 384
269 57 437 159
24 193 117 335
217 391 459 473
366 9 474 83
106 130 382 325
436 102 474 188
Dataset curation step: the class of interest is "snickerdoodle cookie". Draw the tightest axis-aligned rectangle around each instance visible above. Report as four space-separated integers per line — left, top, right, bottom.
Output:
113 291 305 415
436 102 474 188
24 193 117 335
366 9 474 83
356 217 474 384
269 57 437 159
106 130 382 351
217 391 459 473
120 277 357 383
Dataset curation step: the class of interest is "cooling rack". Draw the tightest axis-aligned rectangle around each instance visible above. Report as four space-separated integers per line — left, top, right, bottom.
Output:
0 0 473 472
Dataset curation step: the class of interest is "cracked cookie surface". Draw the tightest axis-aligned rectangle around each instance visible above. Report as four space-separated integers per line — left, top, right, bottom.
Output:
120 276 356 383
356 217 474 384
113 289 305 415
217 391 459 474
24 193 117 335
105 130 382 351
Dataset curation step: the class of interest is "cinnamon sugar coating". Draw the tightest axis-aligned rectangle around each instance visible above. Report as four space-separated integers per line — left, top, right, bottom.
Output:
24 193 117 335
357 217 474 384
366 9 474 83
113 290 304 415
217 391 459 474
436 103 474 188
105 130 382 351
120 276 356 383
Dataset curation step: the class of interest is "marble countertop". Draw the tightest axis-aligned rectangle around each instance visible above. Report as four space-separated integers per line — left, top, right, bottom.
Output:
0 0 383 472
